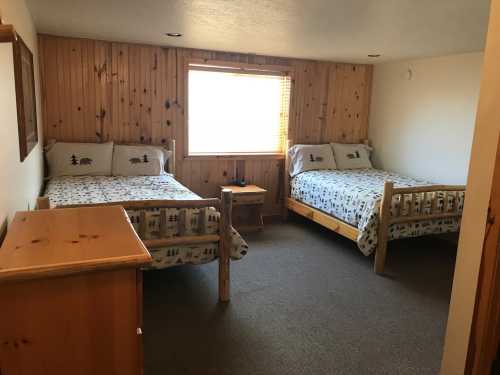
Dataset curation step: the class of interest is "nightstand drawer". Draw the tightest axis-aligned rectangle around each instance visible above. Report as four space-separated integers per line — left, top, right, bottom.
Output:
233 193 265 206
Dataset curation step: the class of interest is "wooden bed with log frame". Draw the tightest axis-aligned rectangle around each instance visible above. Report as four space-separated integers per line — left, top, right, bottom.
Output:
283 139 466 274
36 139 234 302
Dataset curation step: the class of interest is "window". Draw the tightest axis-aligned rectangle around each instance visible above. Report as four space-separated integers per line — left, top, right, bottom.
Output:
187 62 291 156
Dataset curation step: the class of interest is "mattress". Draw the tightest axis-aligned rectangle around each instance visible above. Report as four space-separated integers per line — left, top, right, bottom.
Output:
44 175 248 269
290 169 464 255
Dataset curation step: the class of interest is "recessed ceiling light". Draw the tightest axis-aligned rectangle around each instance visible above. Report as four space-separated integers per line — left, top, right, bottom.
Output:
368 54 381 58
166 32 182 37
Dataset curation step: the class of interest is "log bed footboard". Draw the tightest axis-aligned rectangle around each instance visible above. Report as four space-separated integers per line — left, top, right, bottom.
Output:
374 182 465 274
36 190 234 302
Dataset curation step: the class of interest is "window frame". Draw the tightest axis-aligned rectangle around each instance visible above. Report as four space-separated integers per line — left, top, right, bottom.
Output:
184 58 293 160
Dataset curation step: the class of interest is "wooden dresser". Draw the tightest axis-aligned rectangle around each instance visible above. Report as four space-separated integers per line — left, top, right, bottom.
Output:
0 206 152 375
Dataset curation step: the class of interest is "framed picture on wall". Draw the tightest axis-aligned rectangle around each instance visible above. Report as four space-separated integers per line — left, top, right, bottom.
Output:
13 33 38 162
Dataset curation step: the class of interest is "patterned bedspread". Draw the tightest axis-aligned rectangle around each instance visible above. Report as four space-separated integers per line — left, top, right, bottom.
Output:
44 175 248 269
290 169 464 255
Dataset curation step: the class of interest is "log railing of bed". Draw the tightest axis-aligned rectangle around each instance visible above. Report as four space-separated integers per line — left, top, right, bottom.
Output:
36 189 234 302
376 182 465 273
283 138 466 274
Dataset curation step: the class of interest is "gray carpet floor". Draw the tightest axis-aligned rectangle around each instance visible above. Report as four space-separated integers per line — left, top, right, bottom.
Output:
143 215 457 375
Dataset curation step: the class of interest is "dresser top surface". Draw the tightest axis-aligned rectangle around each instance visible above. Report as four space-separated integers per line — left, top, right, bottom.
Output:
0 206 151 282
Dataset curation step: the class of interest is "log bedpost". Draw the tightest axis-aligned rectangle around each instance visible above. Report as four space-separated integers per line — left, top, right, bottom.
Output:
375 180 394 274
283 139 291 220
168 139 176 176
36 197 50 210
219 189 233 302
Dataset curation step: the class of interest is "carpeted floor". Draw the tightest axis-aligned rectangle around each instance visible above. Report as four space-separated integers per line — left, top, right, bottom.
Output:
143 215 457 375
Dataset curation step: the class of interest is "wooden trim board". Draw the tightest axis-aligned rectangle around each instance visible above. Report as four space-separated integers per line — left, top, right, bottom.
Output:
143 234 220 249
0 24 16 43
465 135 500 375
287 197 358 241
55 198 221 210
187 58 293 75
184 153 285 161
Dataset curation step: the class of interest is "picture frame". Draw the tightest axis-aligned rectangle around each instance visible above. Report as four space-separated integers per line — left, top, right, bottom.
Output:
0 20 38 162
12 33 38 162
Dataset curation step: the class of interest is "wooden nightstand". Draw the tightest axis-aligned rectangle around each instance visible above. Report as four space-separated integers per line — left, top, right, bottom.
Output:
221 185 267 233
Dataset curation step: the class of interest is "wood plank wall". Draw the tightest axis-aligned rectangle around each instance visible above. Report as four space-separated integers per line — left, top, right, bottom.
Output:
38 34 373 216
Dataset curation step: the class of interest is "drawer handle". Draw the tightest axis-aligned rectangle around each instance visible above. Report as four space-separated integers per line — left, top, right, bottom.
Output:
137 327 143 335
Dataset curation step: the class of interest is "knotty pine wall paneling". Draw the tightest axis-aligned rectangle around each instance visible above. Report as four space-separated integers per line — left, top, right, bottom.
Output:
38 34 373 216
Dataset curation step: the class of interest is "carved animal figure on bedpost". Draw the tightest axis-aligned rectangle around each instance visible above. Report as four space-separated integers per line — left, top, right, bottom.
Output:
375 180 394 274
283 139 292 220
219 189 233 302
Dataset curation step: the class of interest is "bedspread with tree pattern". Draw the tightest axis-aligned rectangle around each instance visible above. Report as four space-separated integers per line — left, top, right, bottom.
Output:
44 175 248 269
291 169 464 255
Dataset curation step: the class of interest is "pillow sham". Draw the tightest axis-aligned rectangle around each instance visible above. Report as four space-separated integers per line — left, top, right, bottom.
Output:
46 141 114 177
112 145 171 176
330 142 372 170
288 144 337 177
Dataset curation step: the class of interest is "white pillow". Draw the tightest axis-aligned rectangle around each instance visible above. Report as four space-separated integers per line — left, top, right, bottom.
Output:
46 141 114 177
112 145 171 176
330 143 372 170
288 144 337 177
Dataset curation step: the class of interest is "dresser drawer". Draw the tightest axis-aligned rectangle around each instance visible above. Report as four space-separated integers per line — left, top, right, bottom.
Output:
233 193 265 206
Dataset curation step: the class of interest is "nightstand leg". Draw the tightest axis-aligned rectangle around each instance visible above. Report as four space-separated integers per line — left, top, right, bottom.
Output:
258 207 264 229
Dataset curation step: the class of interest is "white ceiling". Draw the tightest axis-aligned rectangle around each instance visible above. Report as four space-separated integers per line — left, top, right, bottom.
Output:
26 0 491 63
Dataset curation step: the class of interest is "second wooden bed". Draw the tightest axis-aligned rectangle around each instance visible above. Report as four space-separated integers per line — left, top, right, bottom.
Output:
284 140 466 274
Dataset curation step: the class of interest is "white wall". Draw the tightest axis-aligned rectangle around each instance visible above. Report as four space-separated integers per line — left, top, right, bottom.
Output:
369 53 483 185
0 0 43 228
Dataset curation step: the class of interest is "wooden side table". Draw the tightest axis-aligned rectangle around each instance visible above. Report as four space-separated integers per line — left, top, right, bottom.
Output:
0 206 152 375
221 185 267 233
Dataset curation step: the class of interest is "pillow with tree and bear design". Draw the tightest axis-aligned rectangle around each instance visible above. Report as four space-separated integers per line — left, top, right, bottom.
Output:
112 145 171 176
330 143 372 170
46 141 114 177
288 144 337 177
